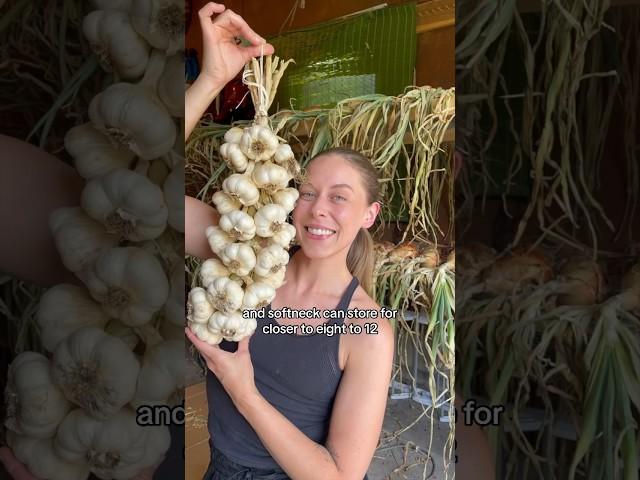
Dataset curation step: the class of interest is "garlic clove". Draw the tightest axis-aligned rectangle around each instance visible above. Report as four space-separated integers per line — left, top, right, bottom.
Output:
208 311 257 342
199 257 230 288
205 225 233 255
242 282 276 309
252 161 292 194
130 0 184 55
240 125 280 161
254 245 289 278
187 287 215 324
224 127 245 144
207 277 244 313
273 143 294 164
130 339 184 408
254 203 288 237
220 243 257 277
222 173 260 206
220 142 249 172
271 187 299 212
212 191 242 215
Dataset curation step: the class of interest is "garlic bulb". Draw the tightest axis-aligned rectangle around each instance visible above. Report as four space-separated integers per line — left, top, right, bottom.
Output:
83 247 170 326
220 243 257 277
254 267 286 290
89 82 176 159
163 161 184 232
254 203 297 247
36 284 109 353
212 191 241 215
273 143 294 165
64 123 133 179
157 53 184 117
189 322 223 344
219 210 256 241
82 10 150 79
49 207 119 274
6 432 89 480
81 168 169 241
131 340 184 407
242 282 276 309
207 277 244 313
224 126 244 144
209 311 257 343
240 125 280 161
130 0 184 55
271 187 299 212
4 352 71 438
252 161 292 193
223 173 260 206
254 245 289 277
164 261 185 326
220 142 250 172
187 287 215 324
200 257 230 287
206 225 233 255
55 408 170 480
52 327 140 419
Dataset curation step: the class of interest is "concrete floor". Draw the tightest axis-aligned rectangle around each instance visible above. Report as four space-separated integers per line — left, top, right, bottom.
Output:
185 380 451 480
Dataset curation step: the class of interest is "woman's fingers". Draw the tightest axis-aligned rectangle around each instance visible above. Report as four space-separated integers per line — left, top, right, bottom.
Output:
0 447 38 480
244 43 275 58
198 2 226 20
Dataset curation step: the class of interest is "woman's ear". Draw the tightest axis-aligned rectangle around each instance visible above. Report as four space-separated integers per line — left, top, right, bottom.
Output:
362 201 381 228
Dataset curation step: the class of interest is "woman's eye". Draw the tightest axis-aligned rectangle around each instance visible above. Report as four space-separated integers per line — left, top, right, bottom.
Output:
300 191 315 199
333 195 347 201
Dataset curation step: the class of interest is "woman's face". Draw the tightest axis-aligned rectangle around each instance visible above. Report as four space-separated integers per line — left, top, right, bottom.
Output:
291 154 379 258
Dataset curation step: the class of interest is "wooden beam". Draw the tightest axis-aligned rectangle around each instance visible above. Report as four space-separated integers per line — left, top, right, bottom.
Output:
417 0 455 33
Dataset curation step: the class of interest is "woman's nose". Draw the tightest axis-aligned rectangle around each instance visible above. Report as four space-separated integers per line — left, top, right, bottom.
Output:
311 196 328 217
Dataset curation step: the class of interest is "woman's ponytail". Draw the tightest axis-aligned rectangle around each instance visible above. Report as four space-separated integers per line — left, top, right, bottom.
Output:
346 227 375 296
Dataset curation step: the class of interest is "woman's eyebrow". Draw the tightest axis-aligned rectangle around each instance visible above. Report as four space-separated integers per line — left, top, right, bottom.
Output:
330 183 354 191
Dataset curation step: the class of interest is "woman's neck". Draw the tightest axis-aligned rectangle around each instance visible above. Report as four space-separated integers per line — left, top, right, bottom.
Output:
286 246 353 296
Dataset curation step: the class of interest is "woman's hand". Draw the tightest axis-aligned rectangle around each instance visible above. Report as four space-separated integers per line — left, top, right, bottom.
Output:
185 328 260 408
197 2 275 88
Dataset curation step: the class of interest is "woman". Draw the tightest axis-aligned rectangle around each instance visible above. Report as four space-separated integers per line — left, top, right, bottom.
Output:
185 5 394 479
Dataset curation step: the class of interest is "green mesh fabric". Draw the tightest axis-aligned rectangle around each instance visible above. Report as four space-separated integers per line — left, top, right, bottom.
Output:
268 3 417 111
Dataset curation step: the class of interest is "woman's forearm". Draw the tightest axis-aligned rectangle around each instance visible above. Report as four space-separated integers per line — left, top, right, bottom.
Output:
185 75 224 140
237 393 342 480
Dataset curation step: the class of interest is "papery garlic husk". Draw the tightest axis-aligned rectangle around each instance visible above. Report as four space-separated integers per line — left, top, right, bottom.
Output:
482 248 553 295
164 261 185 326
89 82 176 159
254 244 289 277
36 284 109 353
212 191 242 215
224 126 244 144
420 244 440 268
457 243 496 280
200 257 230 287
242 282 276 309
205 225 233 255
239 125 279 161
5 352 72 439
51 326 140 419
207 277 244 313
557 257 605 305
55 408 170 480
83 247 170 326
131 340 184 407
389 242 419 261
130 0 184 55
254 268 286 290
252 161 292 194
64 123 134 180
445 249 455 270
104 319 139 350
219 142 249 173
81 168 168 241
163 161 184 232
82 10 150 79
220 243 257 277
188 321 222 344
157 53 184 117
50 207 119 275
6 432 90 480
219 210 256 241
187 287 215 324
222 173 260 206
271 187 299 213
271 223 296 248
209 311 257 342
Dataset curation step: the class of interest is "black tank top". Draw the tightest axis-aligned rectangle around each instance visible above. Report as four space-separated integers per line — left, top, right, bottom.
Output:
206 249 360 469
